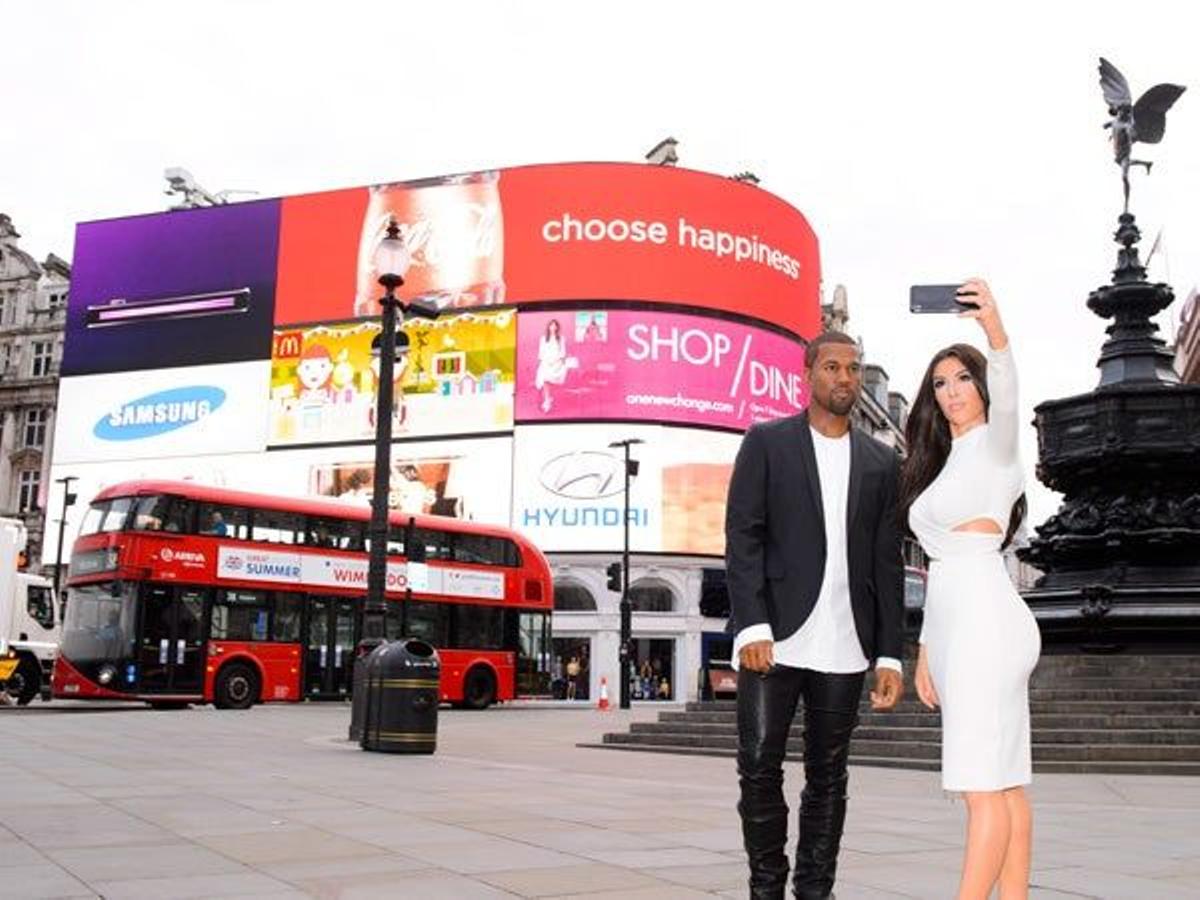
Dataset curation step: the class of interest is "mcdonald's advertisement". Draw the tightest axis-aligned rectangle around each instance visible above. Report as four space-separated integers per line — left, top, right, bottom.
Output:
268 309 515 445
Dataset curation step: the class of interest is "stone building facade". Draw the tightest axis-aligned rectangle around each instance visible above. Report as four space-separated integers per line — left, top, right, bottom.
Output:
0 214 69 571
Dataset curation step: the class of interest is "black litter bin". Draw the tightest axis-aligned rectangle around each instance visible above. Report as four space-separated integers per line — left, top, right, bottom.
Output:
360 639 440 754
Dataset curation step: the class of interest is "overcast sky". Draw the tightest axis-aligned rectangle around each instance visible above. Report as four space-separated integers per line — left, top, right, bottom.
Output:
7 0 1199 529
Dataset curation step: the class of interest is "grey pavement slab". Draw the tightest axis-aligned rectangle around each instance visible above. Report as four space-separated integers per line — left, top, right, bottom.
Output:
0 862 95 898
88 871 303 899
196 827 386 866
1 701 1198 898
46 841 247 882
476 861 663 896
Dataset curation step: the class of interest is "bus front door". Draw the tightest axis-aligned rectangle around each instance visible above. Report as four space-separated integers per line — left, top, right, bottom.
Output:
305 597 357 698
138 585 207 696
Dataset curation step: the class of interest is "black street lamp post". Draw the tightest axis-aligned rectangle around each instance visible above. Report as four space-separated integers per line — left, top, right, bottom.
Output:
358 221 439 659
608 438 643 709
53 476 78 598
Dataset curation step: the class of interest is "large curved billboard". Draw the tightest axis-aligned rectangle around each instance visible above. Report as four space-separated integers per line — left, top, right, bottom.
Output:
64 163 819 377
53 161 819 560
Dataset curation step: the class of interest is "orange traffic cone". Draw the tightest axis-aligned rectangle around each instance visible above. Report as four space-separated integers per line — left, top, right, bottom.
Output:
597 676 611 711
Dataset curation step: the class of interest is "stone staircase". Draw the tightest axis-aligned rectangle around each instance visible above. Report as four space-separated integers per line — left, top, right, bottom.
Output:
593 654 1200 775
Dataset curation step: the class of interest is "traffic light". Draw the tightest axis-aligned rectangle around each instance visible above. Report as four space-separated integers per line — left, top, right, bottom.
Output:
606 561 623 593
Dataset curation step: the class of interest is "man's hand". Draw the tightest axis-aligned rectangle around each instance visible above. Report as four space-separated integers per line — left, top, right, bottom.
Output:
738 640 774 673
870 667 903 710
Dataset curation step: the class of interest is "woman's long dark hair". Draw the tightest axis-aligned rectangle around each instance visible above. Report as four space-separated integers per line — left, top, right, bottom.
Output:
898 343 1026 550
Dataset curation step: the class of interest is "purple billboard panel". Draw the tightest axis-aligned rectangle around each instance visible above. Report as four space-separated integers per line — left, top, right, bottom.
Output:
63 200 282 376
515 309 809 429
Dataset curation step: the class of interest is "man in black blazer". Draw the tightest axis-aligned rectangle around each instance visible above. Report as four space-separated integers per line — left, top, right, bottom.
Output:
725 331 905 900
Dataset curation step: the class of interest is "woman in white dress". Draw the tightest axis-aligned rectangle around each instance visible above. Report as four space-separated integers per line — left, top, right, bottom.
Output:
898 279 1041 900
534 318 568 412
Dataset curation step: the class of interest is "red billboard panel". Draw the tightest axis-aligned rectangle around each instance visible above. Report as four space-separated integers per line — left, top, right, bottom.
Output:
274 163 820 338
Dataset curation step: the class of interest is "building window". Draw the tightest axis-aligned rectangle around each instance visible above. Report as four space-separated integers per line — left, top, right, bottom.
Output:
554 583 597 611
23 408 48 448
18 470 41 513
0 342 10 372
629 581 675 613
31 341 53 377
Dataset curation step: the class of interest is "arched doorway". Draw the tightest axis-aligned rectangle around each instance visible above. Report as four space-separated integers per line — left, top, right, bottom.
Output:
552 579 596 700
628 578 678 700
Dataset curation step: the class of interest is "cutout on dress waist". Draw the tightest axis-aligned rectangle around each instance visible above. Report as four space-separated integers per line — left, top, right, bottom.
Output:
951 517 1003 534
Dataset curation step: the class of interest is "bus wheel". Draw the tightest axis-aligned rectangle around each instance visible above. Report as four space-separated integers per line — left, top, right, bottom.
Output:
215 663 260 710
462 666 496 710
12 656 41 706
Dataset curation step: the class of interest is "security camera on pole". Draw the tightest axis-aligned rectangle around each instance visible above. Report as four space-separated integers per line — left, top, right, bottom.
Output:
608 438 643 710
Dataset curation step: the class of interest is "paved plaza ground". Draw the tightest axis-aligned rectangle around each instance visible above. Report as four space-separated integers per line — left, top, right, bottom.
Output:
1 701 1198 899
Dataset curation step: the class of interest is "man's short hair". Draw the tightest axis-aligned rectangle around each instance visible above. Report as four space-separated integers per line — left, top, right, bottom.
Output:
804 331 859 369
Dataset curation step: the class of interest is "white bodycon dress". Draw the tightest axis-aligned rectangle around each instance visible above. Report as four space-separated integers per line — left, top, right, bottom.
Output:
908 344 1041 792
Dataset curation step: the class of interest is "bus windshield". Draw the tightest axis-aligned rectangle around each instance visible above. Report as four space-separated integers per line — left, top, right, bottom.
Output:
79 498 135 536
60 583 137 664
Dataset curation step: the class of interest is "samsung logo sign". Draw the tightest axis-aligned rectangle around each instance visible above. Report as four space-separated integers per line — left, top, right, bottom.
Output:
95 386 226 441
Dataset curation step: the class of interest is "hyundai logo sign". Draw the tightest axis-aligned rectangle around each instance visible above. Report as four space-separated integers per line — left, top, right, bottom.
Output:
538 451 627 500
95 386 226 441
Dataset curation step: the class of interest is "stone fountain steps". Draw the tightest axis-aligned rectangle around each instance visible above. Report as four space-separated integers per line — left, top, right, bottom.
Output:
588 655 1200 776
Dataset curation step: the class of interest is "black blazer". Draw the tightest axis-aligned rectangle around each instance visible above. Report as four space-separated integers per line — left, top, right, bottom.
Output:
724 412 904 663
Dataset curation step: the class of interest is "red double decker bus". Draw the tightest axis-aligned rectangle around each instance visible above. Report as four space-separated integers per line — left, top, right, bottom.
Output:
53 480 552 709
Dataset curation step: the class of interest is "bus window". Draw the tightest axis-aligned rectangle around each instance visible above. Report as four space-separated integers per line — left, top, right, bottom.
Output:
454 604 504 650
307 517 364 551
212 590 269 641
453 534 519 566
251 509 304 545
272 592 302 642
197 503 250 539
131 495 192 533
411 528 451 561
368 524 406 556
405 601 450 646
80 498 135 535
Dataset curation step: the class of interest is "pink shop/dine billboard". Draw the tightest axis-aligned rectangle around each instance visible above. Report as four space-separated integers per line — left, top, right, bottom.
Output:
515 309 810 429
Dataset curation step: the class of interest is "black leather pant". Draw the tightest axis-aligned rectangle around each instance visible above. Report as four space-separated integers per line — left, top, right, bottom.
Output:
737 665 865 900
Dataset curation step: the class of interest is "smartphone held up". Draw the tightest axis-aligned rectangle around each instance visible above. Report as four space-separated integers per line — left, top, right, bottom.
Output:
909 284 979 314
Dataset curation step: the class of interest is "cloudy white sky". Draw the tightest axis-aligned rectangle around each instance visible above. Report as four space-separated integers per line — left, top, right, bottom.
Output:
7 0 1199 528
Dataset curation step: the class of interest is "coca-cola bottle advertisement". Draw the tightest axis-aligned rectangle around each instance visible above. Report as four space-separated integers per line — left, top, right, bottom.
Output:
353 171 506 317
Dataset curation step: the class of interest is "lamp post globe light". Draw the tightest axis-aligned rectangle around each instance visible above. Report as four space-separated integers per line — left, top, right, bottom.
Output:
360 221 413 657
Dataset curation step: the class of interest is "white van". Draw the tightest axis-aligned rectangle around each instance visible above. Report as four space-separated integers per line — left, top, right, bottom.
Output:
0 518 59 705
